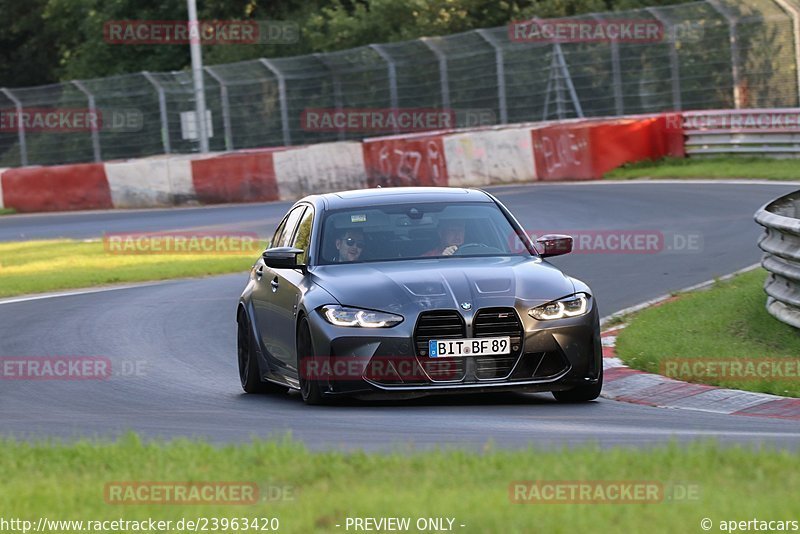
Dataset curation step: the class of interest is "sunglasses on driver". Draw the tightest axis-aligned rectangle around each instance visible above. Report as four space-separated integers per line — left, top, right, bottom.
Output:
344 237 365 248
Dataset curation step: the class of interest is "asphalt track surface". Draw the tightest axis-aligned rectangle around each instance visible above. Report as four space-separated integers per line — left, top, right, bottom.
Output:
2 181 800 451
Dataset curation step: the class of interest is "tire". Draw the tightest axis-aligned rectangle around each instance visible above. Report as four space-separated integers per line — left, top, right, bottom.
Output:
238 311 287 394
296 316 328 405
552 368 603 403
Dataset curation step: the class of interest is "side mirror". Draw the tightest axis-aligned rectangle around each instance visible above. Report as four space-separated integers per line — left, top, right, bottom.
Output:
262 247 306 270
536 234 573 258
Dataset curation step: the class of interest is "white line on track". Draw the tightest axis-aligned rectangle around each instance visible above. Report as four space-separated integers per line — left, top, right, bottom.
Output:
0 281 175 305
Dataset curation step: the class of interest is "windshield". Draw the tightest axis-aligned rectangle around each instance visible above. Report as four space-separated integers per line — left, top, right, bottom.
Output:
318 202 534 265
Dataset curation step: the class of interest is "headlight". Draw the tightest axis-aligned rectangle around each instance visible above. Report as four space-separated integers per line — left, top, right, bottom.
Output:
321 305 403 328
528 293 590 321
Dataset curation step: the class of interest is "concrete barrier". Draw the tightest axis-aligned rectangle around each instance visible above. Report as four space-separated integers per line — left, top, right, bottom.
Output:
531 122 594 181
0 112 687 213
2 163 112 212
0 168 6 209
363 133 448 187
443 127 537 186
589 115 684 176
531 115 684 181
105 156 197 208
273 142 367 199
191 149 281 204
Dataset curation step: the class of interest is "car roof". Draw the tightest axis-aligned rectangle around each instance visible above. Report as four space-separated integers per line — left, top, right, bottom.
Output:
305 187 493 210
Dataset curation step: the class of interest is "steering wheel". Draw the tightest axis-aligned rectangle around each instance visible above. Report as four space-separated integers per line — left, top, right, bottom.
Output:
453 243 503 256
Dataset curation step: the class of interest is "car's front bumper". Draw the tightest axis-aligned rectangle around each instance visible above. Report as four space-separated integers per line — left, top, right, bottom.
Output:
305 303 602 398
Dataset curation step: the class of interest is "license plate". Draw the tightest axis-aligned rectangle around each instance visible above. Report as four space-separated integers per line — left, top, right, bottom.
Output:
428 337 511 358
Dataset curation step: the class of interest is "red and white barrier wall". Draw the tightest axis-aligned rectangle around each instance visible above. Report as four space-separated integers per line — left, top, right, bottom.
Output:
530 114 684 180
1 163 113 212
273 141 368 198
0 168 6 210
191 148 282 205
0 113 685 213
443 127 537 186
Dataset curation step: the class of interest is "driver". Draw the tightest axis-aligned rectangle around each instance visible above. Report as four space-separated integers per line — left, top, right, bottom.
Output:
334 228 365 262
423 219 465 257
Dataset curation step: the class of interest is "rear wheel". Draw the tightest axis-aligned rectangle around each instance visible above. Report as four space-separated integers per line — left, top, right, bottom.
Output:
297 317 328 405
552 368 603 403
238 311 287 394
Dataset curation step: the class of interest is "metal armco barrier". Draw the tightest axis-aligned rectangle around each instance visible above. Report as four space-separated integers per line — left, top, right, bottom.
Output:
684 108 800 157
755 189 800 329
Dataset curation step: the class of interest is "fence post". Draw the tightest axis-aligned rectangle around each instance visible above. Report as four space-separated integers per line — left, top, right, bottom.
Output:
0 88 28 166
187 0 209 153
771 0 800 106
259 59 292 146
72 80 101 162
369 44 399 133
314 53 345 141
142 72 171 154
647 7 682 111
707 0 744 108
475 29 508 124
421 38 451 110
590 14 624 115
204 66 233 151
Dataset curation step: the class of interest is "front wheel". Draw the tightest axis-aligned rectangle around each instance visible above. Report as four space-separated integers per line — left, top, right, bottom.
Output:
552 369 603 403
296 317 328 405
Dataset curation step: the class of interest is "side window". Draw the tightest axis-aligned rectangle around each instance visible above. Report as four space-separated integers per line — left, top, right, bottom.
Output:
292 208 314 264
274 206 307 248
270 219 287 249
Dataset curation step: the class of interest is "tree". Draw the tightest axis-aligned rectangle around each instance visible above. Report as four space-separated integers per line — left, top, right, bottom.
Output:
0 0 60 87
3 0 697 86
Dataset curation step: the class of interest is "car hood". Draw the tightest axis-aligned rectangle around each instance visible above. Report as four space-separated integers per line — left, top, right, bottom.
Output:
310 256 576 316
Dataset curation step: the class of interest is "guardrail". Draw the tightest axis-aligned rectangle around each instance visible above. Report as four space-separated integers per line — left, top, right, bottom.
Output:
755 189 800 329
684 108 800 157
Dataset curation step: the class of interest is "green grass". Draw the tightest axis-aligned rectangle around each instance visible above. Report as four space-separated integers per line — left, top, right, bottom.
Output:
0 207 15 215
605 156 800 181
615 268 800 397
1 436 798 533
0 239 263 298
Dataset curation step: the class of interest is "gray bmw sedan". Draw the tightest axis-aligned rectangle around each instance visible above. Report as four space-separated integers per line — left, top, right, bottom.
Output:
237 187 602 405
